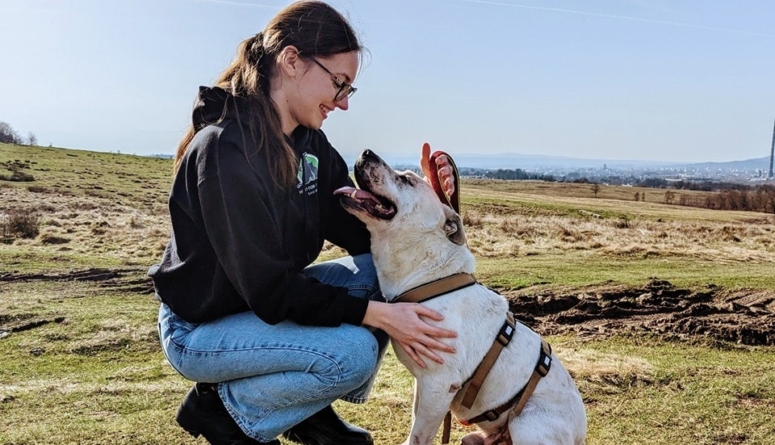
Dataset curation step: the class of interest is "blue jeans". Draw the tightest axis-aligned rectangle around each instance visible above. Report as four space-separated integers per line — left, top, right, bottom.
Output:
157 254 388 442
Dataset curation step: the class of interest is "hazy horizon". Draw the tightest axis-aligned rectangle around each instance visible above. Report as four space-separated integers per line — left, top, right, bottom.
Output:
104 145 773 171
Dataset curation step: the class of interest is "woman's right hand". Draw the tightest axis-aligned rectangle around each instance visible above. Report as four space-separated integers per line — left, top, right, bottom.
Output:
363 301 457 368
420 142 456 198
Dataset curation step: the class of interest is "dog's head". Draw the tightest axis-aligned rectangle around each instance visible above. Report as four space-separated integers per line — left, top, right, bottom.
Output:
336 149 466 245
335 150 474 297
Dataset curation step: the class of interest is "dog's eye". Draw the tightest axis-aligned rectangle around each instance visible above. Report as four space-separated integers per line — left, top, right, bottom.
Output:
399 174 412 185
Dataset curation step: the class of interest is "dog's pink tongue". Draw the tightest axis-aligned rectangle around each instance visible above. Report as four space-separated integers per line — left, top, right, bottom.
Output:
334 186 375 201
334 186 396 218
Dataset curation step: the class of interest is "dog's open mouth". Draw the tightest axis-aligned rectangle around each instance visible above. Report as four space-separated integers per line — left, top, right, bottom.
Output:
334 186 396 220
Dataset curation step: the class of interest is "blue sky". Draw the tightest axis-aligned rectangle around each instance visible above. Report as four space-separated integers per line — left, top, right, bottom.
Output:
1 0 773 163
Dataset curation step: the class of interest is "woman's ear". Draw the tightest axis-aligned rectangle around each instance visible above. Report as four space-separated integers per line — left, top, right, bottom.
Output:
276 45 303 79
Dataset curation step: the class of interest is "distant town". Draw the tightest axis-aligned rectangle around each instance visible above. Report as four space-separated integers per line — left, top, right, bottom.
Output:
503 159 774 186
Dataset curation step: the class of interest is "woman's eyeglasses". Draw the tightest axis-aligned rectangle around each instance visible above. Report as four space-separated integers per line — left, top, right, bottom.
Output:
311 58 357 102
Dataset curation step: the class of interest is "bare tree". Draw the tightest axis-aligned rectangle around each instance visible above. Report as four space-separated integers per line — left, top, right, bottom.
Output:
591 183 600 198
634 192 640 202
27 132 37 146
0 121 22 144
664 190 676 205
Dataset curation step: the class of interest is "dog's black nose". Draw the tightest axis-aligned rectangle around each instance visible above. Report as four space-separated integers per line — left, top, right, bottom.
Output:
361 149 379 162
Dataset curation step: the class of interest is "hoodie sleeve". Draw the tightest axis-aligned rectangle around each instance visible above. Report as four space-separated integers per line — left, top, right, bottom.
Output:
196 128 368 326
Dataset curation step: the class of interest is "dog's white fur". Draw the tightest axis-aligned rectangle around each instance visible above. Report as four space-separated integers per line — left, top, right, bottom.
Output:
339 151 587 445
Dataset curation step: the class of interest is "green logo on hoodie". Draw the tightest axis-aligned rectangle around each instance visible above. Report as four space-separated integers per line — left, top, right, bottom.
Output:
297 153 319 193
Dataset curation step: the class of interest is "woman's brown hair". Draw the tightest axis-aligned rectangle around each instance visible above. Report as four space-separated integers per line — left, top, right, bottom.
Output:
174 1 362 188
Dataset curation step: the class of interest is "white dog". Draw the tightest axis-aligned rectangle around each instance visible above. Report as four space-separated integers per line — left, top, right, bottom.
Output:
335 150 587 445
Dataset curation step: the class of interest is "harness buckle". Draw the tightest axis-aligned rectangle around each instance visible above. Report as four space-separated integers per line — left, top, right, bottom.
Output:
484 410 500 422
537 352 552 377
496 320 514 346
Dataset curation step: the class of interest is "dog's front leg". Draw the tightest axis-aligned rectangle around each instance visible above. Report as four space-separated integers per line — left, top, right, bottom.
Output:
400 379 457 445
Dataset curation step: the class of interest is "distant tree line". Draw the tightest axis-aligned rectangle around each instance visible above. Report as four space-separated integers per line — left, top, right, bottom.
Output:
623 178 775 213
633 178 757 191
459 167 556 182
0 121 37 146
674 186 775 214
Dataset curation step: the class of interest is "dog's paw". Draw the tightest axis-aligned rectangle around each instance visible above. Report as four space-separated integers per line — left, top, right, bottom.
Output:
460 432 485 445
461 429 514 445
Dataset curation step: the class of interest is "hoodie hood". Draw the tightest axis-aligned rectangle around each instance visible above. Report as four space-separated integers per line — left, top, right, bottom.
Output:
192 86 233 132
191 85 312 146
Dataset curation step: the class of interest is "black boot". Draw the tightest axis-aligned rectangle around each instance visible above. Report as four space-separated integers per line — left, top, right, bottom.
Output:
283 405 373 445
176 382 280 445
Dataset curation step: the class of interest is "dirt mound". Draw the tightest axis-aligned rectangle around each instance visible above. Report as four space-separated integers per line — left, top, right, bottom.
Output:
506 279 775 346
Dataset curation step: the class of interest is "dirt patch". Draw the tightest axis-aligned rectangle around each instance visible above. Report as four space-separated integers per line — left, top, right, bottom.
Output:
0 268 121 282
2 317 66 333
506 279 775 346
0 315 66 340
2 269 772 346
0 268 154 294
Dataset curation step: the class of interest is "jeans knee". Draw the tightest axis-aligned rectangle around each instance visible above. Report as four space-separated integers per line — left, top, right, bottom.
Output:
334 327 379 390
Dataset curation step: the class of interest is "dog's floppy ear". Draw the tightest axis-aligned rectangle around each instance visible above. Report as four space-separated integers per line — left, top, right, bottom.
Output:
443 205 467 246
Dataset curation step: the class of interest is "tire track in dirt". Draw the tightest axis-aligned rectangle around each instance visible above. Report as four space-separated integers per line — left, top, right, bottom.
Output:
0 268 154 338
0 268 154 294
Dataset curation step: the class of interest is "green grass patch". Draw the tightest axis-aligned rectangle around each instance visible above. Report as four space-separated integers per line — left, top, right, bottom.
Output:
0 143 173 209
477 252 775 292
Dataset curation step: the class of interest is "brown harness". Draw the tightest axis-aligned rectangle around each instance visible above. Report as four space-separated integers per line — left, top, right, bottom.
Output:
394 272 477 304
394 273 552 445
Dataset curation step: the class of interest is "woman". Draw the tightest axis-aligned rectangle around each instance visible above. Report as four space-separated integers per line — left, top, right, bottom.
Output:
149 2 457 445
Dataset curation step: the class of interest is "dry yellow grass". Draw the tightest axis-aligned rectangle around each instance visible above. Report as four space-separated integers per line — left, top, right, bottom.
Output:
461 209 775 263
1 186 169 268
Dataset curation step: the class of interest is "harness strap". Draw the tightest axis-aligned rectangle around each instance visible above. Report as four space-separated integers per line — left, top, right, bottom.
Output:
465 339 552 424
395 272 477 303
509 339 552 418
441 411 452 444
460 312 516 409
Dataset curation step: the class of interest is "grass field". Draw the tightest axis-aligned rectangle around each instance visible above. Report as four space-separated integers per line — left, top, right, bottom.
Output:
1 143 774 444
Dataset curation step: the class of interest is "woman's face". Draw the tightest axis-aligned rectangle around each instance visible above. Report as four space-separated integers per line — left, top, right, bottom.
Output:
284 50 359 133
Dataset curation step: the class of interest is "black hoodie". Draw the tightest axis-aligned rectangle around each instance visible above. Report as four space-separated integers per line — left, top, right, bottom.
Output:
148 87 372 326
